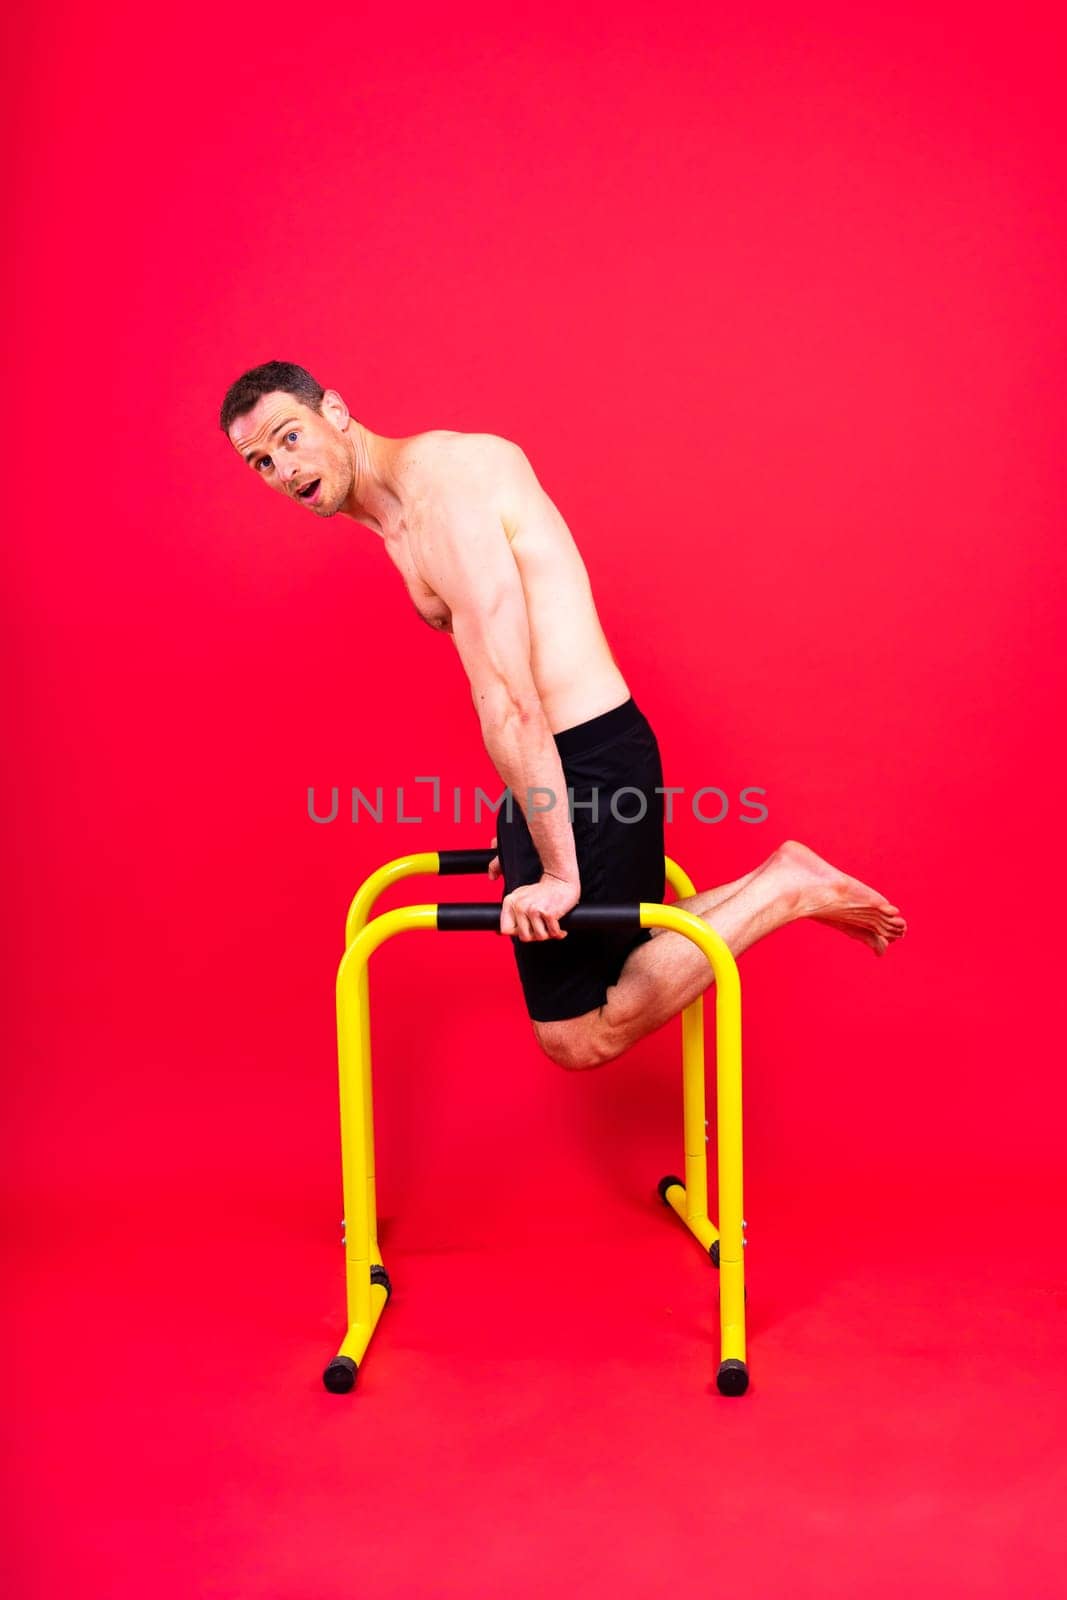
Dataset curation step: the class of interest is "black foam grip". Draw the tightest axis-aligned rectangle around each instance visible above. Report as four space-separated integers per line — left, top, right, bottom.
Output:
436 905 503 931
564 905 642 931
435 903 642 932
436 849 498 876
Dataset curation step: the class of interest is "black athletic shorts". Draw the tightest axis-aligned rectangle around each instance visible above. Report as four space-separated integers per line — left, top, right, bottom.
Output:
497 697 665 1022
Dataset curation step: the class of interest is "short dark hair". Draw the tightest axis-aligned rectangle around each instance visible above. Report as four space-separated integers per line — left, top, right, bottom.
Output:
219 360 326 434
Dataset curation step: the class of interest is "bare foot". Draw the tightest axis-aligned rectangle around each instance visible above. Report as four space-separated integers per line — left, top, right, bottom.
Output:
776 840 907 956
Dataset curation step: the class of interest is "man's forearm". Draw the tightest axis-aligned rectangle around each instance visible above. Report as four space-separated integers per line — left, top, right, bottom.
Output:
480 700 578 884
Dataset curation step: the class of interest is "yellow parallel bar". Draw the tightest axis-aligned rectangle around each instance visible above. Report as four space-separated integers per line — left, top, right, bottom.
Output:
639 902 746 1368
335 906 438 1345
331 854 744 1384
342 854 440 1259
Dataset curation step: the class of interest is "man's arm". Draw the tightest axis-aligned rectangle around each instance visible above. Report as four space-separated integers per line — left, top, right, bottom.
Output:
411 499 578 941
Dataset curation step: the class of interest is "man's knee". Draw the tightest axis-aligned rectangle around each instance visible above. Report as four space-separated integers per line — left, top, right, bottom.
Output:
534 1016 620 1071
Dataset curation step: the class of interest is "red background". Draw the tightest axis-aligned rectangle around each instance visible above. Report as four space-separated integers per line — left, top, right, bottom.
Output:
5 2 1066 1595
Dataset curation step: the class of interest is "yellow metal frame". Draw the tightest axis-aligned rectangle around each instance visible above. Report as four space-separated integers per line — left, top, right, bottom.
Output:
324 852 749 1397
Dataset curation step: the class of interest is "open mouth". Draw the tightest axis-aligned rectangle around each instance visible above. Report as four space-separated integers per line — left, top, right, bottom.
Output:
298 479 322 503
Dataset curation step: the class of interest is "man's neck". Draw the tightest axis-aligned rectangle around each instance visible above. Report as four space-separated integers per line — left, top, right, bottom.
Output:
340 426 405 538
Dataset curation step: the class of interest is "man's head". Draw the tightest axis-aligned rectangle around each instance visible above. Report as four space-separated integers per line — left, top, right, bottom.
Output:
220 360 355 516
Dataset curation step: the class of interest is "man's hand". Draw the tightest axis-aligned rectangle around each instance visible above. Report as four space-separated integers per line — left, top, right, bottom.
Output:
500 874 580 941
488 836 502 882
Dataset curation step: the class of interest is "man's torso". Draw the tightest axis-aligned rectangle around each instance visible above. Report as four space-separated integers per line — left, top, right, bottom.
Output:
381 429 629 733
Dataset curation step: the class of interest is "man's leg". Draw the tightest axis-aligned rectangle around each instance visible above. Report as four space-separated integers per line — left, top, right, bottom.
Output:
535 839 906 1070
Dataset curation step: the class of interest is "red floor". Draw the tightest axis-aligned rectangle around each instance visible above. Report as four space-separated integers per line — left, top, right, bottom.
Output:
9 1167 1065 1597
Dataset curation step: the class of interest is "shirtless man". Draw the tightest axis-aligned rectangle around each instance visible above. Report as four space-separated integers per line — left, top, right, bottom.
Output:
221 361 906 1070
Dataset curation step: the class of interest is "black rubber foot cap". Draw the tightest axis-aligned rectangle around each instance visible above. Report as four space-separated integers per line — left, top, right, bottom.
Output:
658 1175 684 1206
323 1356 358 1394
717 1359 749 1397
370 1265 392 1300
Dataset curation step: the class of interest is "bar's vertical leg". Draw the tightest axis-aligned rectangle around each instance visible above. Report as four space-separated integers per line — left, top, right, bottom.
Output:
644 902 748 1394
324 906 436 1392
662 858 712 1236
342 855 440 1266
714 960 748 1392
358 964 382 1265
680 996 709 1225
324 943 373 1391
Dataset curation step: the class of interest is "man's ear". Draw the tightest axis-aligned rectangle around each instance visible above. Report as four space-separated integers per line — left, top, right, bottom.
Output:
320 388 350 431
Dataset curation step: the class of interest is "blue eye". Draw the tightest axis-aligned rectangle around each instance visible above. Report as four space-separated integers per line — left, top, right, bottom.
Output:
286 430 299 444
258 455 273 472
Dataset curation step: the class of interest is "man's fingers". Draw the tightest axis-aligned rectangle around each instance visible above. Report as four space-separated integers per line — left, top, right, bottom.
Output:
501 895 530 941
500 890 569 941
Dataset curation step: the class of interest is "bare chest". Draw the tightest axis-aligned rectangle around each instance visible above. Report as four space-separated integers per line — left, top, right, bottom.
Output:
385 534 453 634
409 579 453 634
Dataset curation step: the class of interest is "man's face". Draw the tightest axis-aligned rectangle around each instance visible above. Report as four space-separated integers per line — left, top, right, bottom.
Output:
228 390 353 516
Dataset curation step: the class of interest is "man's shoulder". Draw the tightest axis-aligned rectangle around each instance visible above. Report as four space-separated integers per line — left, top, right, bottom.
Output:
399 428 528 485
